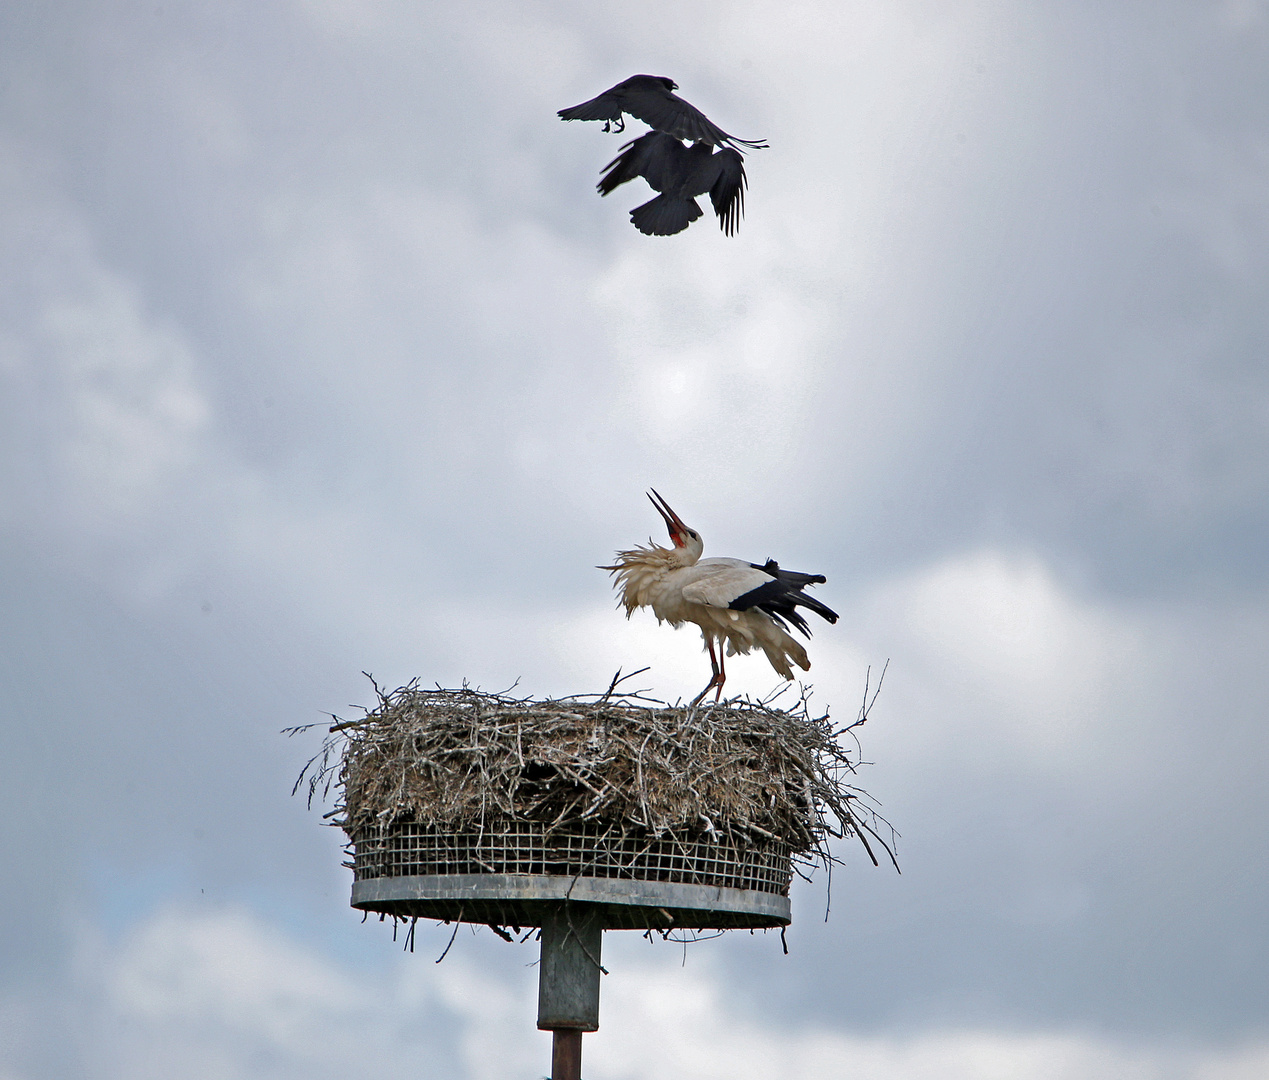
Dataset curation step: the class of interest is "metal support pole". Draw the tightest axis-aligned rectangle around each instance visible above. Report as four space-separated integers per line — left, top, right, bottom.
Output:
551 1030 583 1080
537 905 603 1030
538 904 603 1079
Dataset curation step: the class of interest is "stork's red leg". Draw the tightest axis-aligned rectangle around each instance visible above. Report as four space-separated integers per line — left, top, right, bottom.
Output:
714 647 726 702
690 639 723 707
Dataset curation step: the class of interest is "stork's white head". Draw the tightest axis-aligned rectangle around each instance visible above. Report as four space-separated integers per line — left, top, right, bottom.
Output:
648 489 704 565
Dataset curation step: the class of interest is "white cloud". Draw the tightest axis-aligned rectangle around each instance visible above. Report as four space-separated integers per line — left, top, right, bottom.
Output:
2 1 1267 1063
0 143 211 536
104 907 356 1049
863 548 1147 756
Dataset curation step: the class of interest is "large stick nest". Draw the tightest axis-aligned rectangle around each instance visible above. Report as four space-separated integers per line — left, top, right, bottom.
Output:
294 668 896 876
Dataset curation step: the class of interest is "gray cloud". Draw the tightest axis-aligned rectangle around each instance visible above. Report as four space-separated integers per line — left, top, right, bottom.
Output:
2 1 1267 1076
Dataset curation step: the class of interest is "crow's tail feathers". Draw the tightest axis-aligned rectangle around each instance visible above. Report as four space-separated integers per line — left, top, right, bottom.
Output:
629 194 703 236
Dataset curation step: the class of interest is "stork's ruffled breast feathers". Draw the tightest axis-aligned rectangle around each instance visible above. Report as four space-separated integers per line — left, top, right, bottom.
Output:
601 543 680 616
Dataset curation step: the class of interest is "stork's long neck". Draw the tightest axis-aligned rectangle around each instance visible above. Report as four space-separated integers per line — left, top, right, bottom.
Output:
669 535 703 567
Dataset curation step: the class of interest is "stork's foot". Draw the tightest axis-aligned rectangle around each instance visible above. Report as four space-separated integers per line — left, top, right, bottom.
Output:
689 673 724 708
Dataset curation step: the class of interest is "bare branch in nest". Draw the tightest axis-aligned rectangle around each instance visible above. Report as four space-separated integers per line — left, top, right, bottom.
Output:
599 666 652 702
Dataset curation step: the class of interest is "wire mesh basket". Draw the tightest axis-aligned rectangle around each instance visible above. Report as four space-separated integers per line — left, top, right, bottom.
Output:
349 818 794 930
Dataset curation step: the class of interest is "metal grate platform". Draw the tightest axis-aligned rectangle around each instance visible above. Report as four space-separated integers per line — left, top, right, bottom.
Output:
352 820 792 894
348 820 794 930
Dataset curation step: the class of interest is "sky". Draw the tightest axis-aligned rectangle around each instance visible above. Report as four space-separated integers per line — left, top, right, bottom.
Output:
2 1 1268 1077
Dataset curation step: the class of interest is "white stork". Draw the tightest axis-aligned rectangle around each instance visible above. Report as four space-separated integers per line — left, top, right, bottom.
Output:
603 490 838 706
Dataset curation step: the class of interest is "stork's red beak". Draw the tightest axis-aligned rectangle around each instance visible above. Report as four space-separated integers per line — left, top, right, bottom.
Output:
648 489 689 547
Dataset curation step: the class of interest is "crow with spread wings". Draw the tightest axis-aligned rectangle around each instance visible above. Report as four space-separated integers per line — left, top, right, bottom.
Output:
597 131 746 236
559 74 767 152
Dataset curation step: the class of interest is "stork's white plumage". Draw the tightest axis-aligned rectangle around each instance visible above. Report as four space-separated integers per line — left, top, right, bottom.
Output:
603 491 839 706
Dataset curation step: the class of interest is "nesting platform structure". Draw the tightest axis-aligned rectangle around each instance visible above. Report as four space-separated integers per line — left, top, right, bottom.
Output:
311 681 884 1079
351 819 792 929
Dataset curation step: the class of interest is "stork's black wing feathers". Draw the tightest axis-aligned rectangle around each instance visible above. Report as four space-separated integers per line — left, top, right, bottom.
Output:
730 563 839 638
752 559 827 587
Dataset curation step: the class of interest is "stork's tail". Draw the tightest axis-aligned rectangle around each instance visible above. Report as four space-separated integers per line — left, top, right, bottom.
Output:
748 626 809 678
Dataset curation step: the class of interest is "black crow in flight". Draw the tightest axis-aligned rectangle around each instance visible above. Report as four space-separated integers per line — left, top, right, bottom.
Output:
559 75 767 152
597 131 747 236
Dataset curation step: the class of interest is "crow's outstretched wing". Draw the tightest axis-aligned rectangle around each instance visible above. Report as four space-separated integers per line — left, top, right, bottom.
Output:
706 148 747 235
558 75 675 129
621 86 767 151
557 93 625 124
560 75 767 152
597 132 685 197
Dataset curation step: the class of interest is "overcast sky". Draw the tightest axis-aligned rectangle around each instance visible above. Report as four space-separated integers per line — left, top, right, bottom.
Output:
2 2 1268 1078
